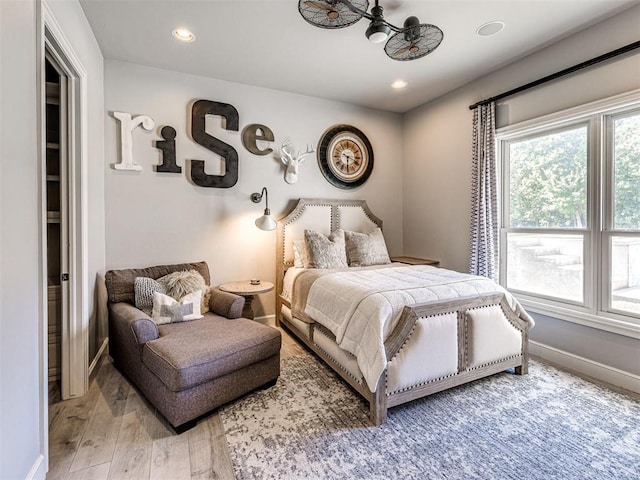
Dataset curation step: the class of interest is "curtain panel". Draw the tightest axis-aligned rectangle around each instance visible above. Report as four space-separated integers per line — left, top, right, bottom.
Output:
469 102 498 280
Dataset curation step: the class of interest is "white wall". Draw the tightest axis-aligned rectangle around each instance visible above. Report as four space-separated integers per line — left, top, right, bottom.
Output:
0 0 104 477
403 6 640 377
0 1 45 477
104 60 403 317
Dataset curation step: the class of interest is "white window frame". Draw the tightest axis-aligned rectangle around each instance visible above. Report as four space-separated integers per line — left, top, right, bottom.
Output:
497 90 640 339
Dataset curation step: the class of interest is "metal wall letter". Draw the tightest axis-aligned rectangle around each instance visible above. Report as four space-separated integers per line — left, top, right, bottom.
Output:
113 111 155 171
189 100 239 188
242 123 274 155
154 126 181 173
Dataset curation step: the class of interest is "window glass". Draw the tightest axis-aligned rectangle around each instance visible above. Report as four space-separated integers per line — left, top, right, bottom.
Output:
610 236 640 316
506 233 583 302
508 126 587 229
613 113 640 230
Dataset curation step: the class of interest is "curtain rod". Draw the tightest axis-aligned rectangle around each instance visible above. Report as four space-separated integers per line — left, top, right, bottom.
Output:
469 40 640 110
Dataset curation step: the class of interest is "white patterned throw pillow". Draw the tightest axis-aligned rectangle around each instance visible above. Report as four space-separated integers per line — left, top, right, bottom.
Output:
151 290 203 325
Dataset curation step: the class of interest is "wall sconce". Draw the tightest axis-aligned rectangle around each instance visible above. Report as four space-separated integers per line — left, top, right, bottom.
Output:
251 187 277 231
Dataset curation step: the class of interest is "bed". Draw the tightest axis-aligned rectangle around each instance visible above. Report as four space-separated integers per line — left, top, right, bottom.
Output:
276 198 534 425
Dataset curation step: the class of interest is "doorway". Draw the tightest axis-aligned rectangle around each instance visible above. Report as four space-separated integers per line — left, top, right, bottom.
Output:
43 12 90 404
44 53 70 403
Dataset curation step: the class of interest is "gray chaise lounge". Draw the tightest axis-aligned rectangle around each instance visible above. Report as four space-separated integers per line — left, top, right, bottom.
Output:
105 261 281 431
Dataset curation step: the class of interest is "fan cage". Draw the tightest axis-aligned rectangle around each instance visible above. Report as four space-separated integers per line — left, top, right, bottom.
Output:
298 0 370 30
385 24 443 61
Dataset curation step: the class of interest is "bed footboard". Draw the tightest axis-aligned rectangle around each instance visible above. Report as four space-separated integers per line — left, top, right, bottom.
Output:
372 293 530 424
281 293 530 426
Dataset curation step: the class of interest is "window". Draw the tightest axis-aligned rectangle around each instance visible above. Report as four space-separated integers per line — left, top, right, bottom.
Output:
606 111 640 317
498 92 640 334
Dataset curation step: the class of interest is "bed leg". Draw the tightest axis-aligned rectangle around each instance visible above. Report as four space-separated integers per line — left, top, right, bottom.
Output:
370 396 387 426
369 377 387 426
515 353 529 375
516 336 529 375
515 362 528 375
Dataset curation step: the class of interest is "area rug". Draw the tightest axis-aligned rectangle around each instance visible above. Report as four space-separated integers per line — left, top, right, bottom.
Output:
220 354 640 480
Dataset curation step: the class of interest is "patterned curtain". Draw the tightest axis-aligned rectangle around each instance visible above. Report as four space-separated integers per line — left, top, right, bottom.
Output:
469 102 498 280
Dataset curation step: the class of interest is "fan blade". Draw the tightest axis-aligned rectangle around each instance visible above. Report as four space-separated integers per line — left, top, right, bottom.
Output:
304 0 336 11
394 43 416 56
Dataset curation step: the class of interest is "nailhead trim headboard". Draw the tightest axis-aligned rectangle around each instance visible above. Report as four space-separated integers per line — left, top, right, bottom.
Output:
275 198 383 317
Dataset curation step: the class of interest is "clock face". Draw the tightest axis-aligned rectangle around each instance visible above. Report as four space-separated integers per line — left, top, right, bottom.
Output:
318 125 374 189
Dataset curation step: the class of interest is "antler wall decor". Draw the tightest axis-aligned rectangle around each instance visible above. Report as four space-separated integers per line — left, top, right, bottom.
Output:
278 137 315 184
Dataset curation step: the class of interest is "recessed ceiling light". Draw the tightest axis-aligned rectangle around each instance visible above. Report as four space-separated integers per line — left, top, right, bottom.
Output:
476 21 505 37
391 80 408 89
172 28 196 42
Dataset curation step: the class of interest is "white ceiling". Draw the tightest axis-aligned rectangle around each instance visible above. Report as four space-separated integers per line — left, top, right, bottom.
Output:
79 0 637 113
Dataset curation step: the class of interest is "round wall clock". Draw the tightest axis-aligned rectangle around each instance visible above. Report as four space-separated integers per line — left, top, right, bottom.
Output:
317 124 374 189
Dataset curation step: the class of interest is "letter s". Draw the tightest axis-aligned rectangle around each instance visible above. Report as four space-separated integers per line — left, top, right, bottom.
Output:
189 99 239 188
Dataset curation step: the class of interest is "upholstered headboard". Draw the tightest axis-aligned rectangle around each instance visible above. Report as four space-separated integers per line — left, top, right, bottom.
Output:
275 198 383 315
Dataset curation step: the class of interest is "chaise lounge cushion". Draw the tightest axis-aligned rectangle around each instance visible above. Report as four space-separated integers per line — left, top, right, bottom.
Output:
143 315 281 392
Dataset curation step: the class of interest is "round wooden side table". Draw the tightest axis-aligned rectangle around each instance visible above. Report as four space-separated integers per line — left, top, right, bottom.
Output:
219 280 274 320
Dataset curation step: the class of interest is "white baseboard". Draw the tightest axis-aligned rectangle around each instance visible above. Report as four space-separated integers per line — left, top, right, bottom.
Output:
26 454 46 480
529 341 640 394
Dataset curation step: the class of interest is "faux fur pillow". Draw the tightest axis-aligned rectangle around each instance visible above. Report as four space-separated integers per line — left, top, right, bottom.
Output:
158 269 210 314
304 229 348 269
151 290 203 325
345 228 391 267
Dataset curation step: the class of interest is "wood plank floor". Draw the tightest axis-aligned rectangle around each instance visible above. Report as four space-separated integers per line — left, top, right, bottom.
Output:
47 326 306 480
47 325 637 479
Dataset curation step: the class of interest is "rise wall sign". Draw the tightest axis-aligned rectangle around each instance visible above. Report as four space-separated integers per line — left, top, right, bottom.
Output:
112 99 276 188
112 99 374 190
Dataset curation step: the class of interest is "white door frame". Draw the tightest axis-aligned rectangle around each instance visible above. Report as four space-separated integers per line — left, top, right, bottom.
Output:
41 1 89 401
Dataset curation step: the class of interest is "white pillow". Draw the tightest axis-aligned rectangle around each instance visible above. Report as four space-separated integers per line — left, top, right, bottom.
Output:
151 290 203 325
293 240 307 268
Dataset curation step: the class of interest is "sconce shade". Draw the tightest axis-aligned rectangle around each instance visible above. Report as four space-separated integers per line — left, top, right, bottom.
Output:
251 187 277 231
255 209 277 231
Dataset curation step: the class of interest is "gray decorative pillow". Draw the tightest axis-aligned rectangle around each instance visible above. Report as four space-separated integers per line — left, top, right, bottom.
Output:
304 229 348 269
345 228 391 267
134 277 166 315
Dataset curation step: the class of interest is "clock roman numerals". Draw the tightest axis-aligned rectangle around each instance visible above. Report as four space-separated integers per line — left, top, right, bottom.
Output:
333 143 363 175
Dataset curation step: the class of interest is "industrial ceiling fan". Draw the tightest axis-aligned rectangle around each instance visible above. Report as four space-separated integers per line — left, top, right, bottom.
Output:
298 0 443 61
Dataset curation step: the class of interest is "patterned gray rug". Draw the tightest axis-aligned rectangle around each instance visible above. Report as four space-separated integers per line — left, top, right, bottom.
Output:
220 354 640 480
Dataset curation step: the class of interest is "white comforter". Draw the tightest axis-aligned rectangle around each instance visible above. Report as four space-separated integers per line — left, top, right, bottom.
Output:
304 265 532 392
